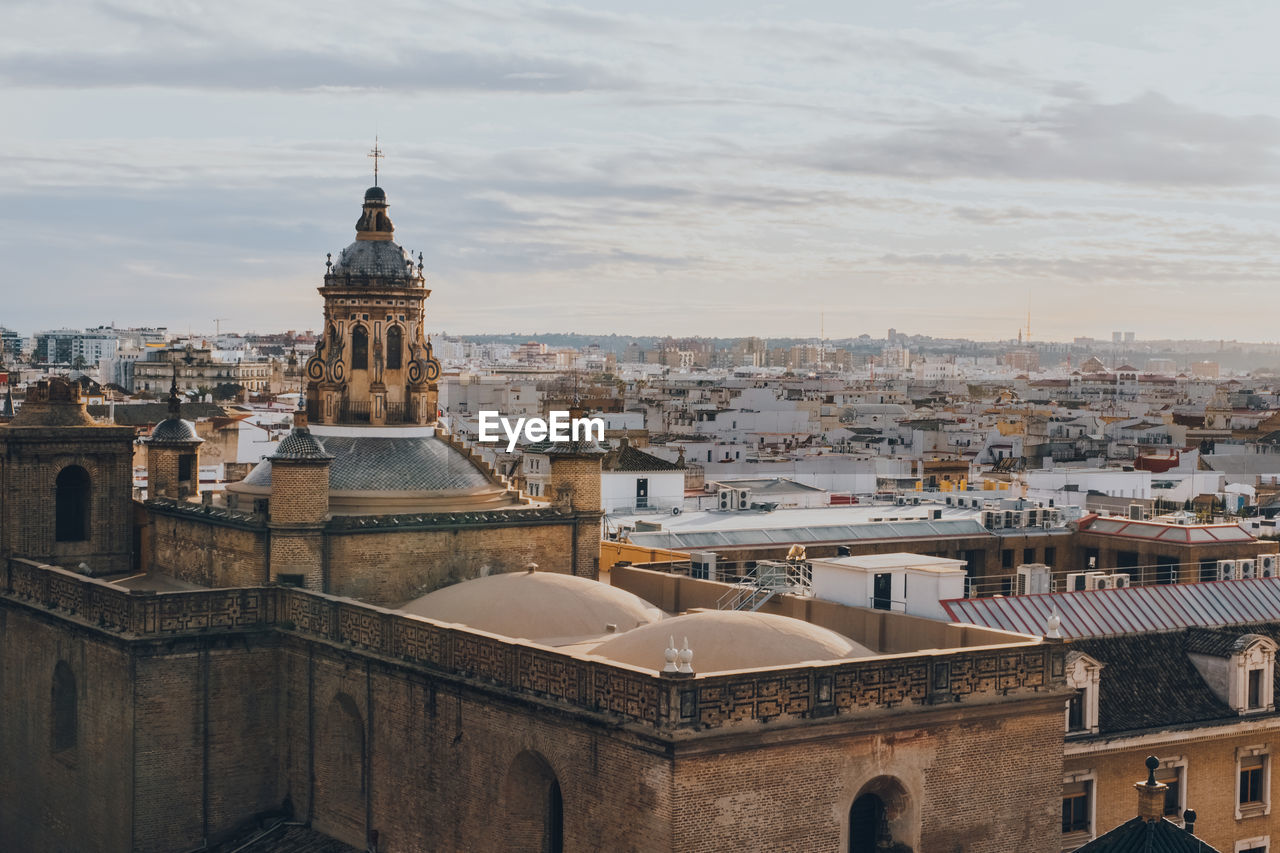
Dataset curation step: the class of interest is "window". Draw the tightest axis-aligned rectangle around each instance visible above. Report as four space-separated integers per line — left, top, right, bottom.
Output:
1062 781 1091 834
1242 758 1265 806
1250 669 1265 710
386 326 403 370
1024 548 1035 565
1045 547 1057 567
55 465 91 542
351 326 369 370
1067 692 1085 732
1156 765 1183 818
1001 549 1013 569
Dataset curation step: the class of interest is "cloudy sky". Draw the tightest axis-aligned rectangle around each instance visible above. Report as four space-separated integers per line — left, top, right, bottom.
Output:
4 0 1280 341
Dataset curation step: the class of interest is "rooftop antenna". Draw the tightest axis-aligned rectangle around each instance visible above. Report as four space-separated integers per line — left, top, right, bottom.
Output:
368 136 384 186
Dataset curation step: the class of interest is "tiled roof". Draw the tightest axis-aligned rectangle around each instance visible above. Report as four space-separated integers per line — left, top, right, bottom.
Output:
244 434 493 492
942 578 1280 639
602 443 683 472
1071 633 1234 733
207 822 359 853
1071 816 1222 851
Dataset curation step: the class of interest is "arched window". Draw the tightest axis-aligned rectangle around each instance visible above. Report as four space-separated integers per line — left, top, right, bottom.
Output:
386 325 403 370
52 661 77 753
849 777 913 853
351 326 369 371
503 750 563 853
55 465 90 542
314 693 366 846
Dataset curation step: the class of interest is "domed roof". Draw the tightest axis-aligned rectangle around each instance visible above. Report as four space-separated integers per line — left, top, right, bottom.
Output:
227 425 516 514
364 185 386 201
329 240 419 279
148 416 202 445
399 571 663 645
269 427 332 461
588 610 874 673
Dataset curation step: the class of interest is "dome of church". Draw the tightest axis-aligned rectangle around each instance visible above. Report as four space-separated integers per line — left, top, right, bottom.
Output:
398 571 663 645
364 185 386 201
148 416 201 445
588 610 874 673
329 240 419 279
270 426 332 461
226 424 516 514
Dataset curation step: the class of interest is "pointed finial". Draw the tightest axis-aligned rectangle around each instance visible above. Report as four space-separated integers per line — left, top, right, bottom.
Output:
167 362 181 419
1145 755 1159 786
418 251 424 271
368 136 384 186
326 252 332 272
1045 608 1062 639
677 637 694 674
663 635 679 673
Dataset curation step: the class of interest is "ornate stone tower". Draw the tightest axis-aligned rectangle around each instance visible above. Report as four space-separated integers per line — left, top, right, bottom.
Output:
143 378 204 501
305 186 441 427
0 377 135 574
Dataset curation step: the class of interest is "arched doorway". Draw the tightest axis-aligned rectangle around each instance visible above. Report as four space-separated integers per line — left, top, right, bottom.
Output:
849 777 913 853
502 750 563 853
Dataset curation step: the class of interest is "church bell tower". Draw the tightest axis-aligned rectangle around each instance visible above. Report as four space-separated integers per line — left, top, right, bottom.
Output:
305 181 441 426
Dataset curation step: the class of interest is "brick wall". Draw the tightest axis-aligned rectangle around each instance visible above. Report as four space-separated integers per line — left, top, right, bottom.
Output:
1066 725 1280 852
150 512 268 587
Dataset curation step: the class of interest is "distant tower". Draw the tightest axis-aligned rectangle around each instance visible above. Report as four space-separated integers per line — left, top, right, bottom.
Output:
305 184 441 426
0 377 135 574
544 403 606 579
143 376 204 501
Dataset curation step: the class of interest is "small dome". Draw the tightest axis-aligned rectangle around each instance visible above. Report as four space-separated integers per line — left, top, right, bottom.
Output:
399 571 663 645
588 610 873 673
364 186 386 202
329 240 418 279
148 417 202 445
270 427 332 461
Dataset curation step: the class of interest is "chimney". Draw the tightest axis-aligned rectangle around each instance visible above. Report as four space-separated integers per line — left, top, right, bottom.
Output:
1134 755 1167 822
1182 808 1197 836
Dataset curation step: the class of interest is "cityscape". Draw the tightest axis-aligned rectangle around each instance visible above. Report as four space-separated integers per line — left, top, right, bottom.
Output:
6 2 1280 853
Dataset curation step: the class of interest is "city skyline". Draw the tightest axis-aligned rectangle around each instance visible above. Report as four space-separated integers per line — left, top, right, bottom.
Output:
5 1 1280 339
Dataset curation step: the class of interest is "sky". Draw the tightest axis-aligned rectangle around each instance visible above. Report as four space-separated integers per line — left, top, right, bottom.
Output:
3 0 1280 342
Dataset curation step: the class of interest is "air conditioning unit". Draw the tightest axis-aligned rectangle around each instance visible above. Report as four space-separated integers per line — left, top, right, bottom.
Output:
1128 503 1144 520
1217 559 1238 581
930 508 943 520
911 496 921 505
1093 573 1130 590
717 488 733 511
735 488 751 511
1066 572 1091 592
1026 509 1039 527
689 550 717 580
1016 563 1052 595
1004 511 1018 528
896 496 907 506
1239 559 1258 579
1260 554 1278 578
946 496 954 506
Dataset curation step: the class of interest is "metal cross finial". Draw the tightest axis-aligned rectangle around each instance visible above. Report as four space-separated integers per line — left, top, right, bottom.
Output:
368 136 384 186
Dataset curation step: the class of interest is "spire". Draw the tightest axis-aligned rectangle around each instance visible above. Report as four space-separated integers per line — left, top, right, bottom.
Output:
368 137 383 186
167 363 181 420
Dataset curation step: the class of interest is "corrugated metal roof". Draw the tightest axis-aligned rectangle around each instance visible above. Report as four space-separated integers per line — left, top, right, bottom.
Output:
1083 516 1254 543
942 578 1280 639
627 518 987 551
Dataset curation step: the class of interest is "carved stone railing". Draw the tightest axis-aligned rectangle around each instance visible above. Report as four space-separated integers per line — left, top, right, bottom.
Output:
3 558 1063 733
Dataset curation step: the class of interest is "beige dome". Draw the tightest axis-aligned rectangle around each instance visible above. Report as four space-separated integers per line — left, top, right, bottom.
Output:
398 571 663 645
588 610 874 673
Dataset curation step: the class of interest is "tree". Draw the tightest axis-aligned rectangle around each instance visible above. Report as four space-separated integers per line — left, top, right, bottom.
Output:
212 382 244 401
72 355 87 371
